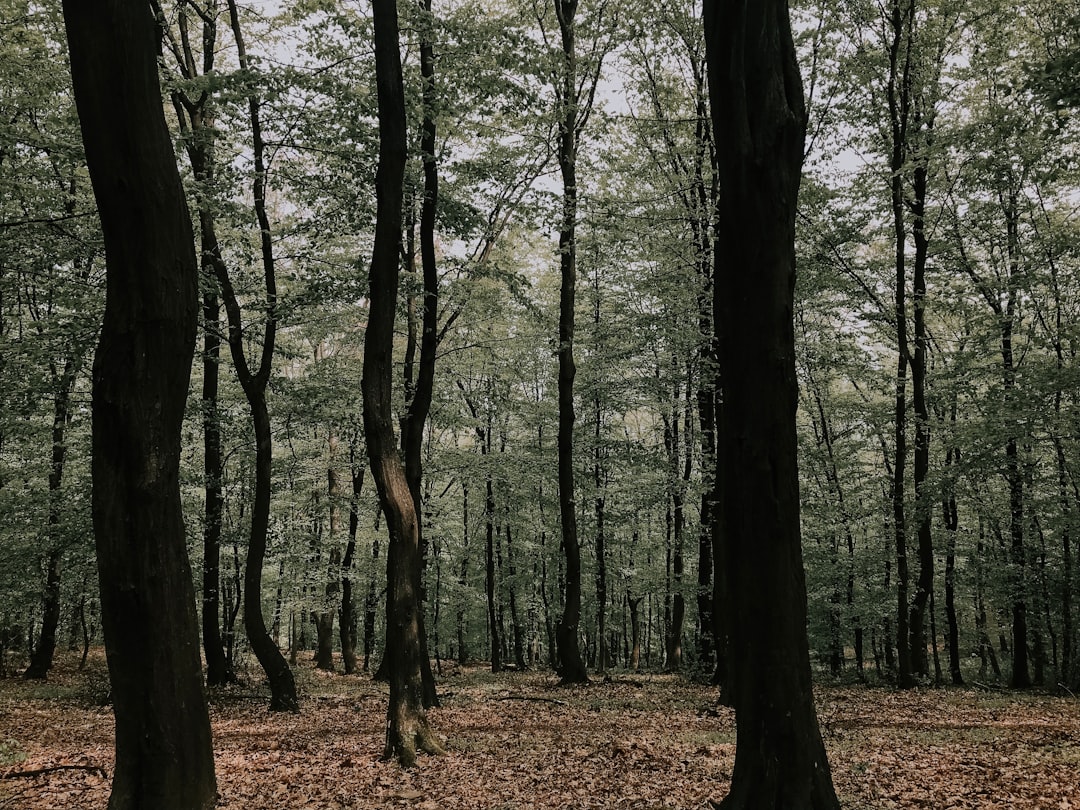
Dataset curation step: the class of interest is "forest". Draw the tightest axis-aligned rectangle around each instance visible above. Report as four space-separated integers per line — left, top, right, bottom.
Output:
2 0 1080 807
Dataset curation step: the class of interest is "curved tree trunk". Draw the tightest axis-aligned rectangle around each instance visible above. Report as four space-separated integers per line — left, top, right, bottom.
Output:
61 0 216 804
366 0 444 767
209 0 300 711
705 0 839 806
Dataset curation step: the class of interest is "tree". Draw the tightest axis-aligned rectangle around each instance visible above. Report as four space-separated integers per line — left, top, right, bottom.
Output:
397 0 443 705
550 0 612 686
364 0 444 767
152 0 237 688
59 0 215 805
704 0 839 806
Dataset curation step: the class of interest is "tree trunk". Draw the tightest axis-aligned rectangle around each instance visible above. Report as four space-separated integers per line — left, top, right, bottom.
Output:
157 0 238 690
316 439 343 673
553 0 587 686
366 0 443 766
340 444 364 675
506 514 527 670
907 111 934 682
485 464 502 672
628 594 643 672
61 0 215 803
364 508 381 672
705 0 839 805
203 0 299 712
201 284 233 686
396 0 442 707
943 434 964 685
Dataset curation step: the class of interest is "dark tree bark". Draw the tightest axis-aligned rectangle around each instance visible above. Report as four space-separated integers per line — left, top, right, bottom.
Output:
942 405 964 685
393 0 442 705
365 0 444 767
885 0 915 688
505 517 527 670
60 0 215 806
704 0 839 806
907 101 934 683
553 0 588 686
628 593 643 672
340 440 364 675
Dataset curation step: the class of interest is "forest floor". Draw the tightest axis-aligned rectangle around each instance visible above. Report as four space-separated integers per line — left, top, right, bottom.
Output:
1 651 1079 809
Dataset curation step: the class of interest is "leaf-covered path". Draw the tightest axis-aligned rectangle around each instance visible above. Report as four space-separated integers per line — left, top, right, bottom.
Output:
2 654 1079 809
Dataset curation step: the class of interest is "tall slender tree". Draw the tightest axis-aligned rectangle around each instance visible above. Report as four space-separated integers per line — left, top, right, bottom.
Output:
152 0 235 688
60 0 215 805
552 0 587 684
365 0 445 767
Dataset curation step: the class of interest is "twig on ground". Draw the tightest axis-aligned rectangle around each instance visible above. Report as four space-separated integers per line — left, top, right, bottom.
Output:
2 764 107 780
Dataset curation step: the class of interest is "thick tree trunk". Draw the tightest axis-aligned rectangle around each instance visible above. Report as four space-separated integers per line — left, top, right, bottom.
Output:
553 0 587 686
366 0 443 767
705 0 839 806
61 0 216 804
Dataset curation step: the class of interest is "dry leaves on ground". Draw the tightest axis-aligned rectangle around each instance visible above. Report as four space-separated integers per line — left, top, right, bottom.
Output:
2 653 1079 809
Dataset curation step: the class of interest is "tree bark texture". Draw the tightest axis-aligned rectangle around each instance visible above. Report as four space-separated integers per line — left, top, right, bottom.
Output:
704 0 839 806
60 0 216 806
365 0 444 767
